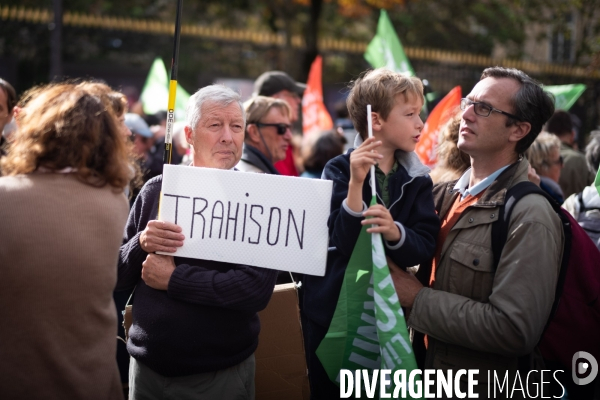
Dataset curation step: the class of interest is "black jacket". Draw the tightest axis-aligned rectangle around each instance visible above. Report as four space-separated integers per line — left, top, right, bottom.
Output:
238 144 280 175
302 148 440 327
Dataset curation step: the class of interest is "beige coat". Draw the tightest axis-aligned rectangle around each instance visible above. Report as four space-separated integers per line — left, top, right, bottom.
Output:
0 173 128 400
409 159 563 397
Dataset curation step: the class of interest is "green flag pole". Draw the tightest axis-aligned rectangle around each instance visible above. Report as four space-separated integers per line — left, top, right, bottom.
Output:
164 0 184 165
157 0 183 222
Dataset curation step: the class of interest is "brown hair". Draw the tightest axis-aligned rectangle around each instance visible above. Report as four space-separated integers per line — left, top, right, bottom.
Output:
346 68 424 139
245 96 291 122
430 111 470 183
75 82 143 193
545 110 573 137
1 83 132 190
437 112 470 171
244 95 291 138
303 130 346 173
76 81 128 117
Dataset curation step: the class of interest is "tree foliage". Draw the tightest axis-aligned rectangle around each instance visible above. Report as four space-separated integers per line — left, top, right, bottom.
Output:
0 0 598 91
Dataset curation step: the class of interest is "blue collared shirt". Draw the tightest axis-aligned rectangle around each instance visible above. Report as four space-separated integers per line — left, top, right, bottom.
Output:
453 165 510 200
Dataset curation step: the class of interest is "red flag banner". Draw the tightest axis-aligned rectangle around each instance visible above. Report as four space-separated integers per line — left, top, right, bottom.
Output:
415 86 462 167
302 55 333 136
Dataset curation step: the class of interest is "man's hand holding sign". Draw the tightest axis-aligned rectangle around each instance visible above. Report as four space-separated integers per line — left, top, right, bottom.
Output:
139 219 184 290
139 220 184 254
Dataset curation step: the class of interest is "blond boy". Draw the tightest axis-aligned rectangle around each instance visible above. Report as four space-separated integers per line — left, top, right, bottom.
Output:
301 68 440 398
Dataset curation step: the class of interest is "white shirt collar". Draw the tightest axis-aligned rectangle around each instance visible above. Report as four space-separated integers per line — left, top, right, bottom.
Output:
453 165 510 200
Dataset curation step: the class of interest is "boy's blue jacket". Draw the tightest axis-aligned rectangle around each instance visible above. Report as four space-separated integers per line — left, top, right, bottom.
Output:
302 143 440 328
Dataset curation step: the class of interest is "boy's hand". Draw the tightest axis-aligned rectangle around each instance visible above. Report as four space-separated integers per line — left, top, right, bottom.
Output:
349 137 383 186
362 204 401 243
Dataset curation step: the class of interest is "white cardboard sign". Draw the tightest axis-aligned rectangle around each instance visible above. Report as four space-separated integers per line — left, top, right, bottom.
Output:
158 164 332 276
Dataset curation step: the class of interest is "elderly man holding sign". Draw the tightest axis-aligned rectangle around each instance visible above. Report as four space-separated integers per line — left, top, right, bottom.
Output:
117 85 278 400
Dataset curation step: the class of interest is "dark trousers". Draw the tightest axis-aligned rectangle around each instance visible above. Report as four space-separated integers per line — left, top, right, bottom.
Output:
114 290 132 385
301 313 342 400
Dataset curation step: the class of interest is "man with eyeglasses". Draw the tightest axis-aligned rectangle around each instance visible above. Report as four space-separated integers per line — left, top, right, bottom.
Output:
387 67 564 396
236 96 293 175
236 96 294 285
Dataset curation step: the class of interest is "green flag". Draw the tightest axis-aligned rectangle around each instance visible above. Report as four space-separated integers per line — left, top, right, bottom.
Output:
545 84 586 111
316 196 421 399
140 57 191 120
364 10 415 76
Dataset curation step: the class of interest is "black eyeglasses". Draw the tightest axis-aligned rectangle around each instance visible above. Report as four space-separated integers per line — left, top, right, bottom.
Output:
255 122 292 135
460 98 523 121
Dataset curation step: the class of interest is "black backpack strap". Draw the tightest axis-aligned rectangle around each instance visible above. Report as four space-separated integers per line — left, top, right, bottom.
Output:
492 181 565 268
491 182 556 269
577 191 585 211
491 181 571 331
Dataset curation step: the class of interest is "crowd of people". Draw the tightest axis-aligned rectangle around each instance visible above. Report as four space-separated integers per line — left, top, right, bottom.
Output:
0 63 598 400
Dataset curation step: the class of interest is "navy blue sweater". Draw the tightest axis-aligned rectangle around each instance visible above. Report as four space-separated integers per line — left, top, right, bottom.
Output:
116 175 278 377
302 149 440 327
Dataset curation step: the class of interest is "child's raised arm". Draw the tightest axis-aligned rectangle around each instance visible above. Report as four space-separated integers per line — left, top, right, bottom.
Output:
346 137 382 212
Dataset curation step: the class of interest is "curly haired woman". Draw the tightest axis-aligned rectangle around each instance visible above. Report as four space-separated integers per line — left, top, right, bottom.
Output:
0 83 133 400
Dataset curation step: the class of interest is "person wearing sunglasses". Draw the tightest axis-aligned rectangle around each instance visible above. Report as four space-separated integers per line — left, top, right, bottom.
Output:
253 71 305 177
236 95 293 175
236 96 295 285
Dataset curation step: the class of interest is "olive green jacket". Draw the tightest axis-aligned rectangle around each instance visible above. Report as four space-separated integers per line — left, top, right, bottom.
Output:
409 159 563 397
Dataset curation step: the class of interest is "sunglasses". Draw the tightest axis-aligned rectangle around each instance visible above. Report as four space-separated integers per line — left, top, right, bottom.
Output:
255 122 292 135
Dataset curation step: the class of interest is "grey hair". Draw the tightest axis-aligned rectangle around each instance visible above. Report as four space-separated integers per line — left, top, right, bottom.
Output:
525 131 561 173
585 131 600 174
480 67 555 154
185 84 245 130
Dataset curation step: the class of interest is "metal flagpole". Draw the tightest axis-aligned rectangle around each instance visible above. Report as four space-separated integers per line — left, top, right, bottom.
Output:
158 0 183 222
163 0 184 165
367 104 376 198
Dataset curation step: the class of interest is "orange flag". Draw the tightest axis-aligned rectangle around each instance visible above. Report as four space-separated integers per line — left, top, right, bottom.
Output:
415 86 462 167
302 55 333 135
